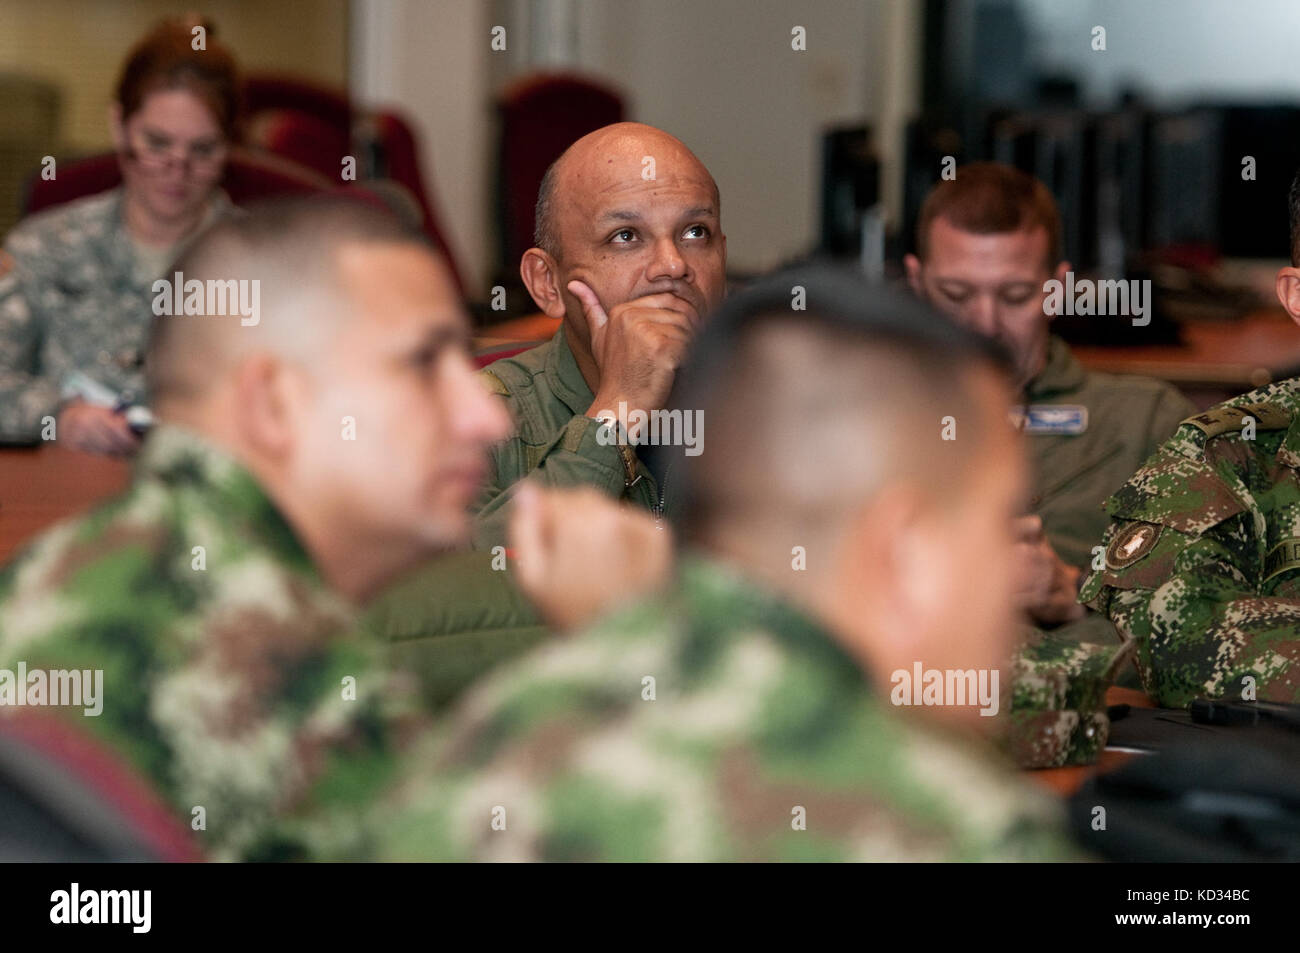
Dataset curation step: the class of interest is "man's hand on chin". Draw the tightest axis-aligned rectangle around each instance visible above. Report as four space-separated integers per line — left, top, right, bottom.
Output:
570 279 695 439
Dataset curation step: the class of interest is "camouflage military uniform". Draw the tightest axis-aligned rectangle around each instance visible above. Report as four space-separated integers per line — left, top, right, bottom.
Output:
1080 378 1300 708
0 187 233 442
1002 629 1134 768
473 329 661 548
0 425 421 861
1024 335 1195 571
370 555 1084 861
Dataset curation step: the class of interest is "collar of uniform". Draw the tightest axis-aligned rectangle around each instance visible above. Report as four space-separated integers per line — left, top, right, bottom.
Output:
133 424 320 577
677 552 867 687
101 187 142 279
544 326 596 417
1277 381 1300 471
106 187 237 282
1024 335 1086 400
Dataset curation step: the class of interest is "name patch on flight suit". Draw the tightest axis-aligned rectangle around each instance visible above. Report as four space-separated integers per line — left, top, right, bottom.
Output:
1106 522 1162 570
1011 404 1089 435
1263 537 1300 584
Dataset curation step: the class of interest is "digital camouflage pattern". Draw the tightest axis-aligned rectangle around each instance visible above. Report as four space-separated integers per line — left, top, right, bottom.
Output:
1023 335 1195 571
0 426 422 861
1001 631 1135 768
0 187 233 442
472 329 661 549
370 555 1084 861
1081 378 1300 708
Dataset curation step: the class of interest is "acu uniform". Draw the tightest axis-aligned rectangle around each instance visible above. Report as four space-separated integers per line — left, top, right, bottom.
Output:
0 188 233 442
473 329 661 548
1081 379 1300 708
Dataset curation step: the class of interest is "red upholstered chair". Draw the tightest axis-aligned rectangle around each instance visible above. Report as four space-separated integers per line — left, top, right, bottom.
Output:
366 111 468 297
239 74 355 191
0 711 203 861
247 109 353 182
496 73 625 272
23 147 333 216
242 74 352 133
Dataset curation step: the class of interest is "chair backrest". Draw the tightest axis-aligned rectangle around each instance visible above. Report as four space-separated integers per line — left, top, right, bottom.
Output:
367 111 468 297
0 712 202 861
496 73 624 272
242 73 352 132
23 147 333 217
247 109 353 181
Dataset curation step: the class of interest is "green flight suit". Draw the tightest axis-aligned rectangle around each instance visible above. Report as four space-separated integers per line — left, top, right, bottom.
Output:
1025 336 1197 572
472 329 662 549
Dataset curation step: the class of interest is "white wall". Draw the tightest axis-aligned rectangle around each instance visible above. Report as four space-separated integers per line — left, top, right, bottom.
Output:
1023 0 1300 106
351 0 493 294
353 0 921 293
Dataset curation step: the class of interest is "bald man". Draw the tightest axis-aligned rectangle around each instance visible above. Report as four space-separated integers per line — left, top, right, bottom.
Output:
0 198 516 858
473 122 727 546
371 268 1086 861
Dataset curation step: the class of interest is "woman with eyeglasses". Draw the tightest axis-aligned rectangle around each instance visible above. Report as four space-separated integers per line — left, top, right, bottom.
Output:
0 16 239 455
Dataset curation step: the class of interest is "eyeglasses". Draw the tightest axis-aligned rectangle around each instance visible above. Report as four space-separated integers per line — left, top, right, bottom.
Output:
125 130 228 176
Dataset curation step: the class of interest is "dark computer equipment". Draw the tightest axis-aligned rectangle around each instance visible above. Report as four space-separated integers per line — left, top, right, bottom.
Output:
1215 105 1300 259
818 125 881 259
1143 109 1223 251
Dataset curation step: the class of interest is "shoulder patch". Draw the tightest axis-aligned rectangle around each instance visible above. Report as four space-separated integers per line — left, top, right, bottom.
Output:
1106 521 1162 571
1181 402 1290 438
478 369 510 397
1264 537 1300 584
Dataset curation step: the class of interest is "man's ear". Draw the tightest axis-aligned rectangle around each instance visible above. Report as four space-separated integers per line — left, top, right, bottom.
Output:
108 103 126 154
520 248 566 319
835 485 938 665
1276 267 1300 326
231 354 298 460
903 254 924 296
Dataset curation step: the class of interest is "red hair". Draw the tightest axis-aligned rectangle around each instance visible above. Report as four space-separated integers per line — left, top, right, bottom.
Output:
115 15 241 140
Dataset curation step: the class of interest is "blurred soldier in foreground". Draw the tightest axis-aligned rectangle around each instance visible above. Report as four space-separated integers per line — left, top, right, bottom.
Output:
905 164 1194 629
473 122 727 546
0 198 668 859
1081 168 1300 707
373 268 1085 861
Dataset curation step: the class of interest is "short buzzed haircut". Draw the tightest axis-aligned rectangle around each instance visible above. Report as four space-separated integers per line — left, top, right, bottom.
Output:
147 196 429 404
649 265 1013 549
915 162 1062 272
534 159 561 258
532 130 721 262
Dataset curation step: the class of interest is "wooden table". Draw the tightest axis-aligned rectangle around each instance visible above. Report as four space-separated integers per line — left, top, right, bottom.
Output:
1027 687 1156 796
1072 308 1300 405
0 446 129 563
